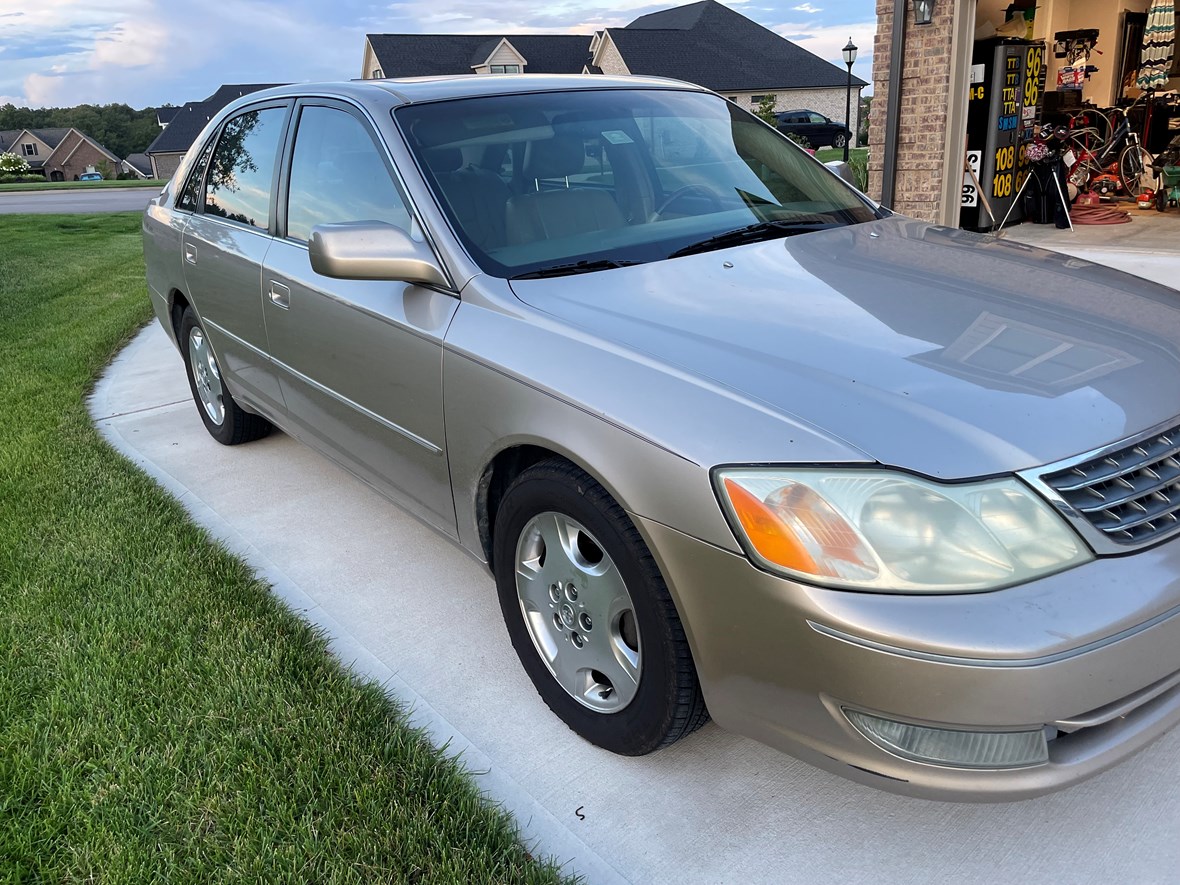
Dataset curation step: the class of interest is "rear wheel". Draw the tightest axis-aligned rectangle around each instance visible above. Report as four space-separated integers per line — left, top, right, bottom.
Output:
492 459 707 755
1119 144 1153 197
179 307 271 446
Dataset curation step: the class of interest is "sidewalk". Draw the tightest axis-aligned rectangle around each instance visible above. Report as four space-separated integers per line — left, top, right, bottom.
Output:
91 302 1180 884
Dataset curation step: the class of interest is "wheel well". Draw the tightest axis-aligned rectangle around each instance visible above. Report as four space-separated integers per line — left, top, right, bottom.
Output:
477 445 573 569
169 290 190 345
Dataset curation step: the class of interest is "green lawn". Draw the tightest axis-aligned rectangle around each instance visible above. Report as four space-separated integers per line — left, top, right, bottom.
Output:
0 213 569 883
0 179 166 193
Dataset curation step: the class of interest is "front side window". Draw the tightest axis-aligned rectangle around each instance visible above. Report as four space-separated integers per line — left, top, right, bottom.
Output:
285 105 412 243
398 89 878 280
809 113 827 124
204 106 286 231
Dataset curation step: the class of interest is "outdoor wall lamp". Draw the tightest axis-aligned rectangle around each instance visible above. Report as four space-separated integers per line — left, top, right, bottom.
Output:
914 0 935 26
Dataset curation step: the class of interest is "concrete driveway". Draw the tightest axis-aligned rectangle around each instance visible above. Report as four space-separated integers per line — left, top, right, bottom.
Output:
0 187 158 214
90 307 1180 883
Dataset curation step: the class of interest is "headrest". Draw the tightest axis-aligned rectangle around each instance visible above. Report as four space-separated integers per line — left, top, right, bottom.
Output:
425 146 463 173
523 136 587 180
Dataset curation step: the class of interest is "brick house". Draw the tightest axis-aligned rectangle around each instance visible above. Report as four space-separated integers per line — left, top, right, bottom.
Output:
0 128 121 180
361 0 867 143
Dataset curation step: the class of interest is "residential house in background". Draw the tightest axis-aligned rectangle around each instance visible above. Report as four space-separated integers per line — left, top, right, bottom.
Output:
0 128 121 180
361 0 867 142
120 153 153 179
144 84 285 179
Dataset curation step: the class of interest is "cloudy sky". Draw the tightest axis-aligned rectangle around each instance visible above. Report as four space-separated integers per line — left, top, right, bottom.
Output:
0 0 876 110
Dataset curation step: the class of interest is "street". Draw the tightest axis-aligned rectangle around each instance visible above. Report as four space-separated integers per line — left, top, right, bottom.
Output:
0 187 160 214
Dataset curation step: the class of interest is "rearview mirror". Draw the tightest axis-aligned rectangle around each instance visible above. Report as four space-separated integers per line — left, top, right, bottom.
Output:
309 221 449 288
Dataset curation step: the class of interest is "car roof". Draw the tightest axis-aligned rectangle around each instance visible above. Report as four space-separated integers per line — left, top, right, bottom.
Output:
238 75 710 108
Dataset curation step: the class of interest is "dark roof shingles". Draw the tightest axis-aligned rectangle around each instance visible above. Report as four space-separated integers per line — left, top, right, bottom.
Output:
612 0 867 91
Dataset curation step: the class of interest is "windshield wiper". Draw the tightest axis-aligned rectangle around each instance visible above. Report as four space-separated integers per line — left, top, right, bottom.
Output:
667 220 839 259
510 259 640 280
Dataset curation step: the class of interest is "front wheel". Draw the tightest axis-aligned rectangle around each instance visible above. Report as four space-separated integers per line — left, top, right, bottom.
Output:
492 459 708 755
1119 144 1153 197
832 132 848 149
179 307 271 446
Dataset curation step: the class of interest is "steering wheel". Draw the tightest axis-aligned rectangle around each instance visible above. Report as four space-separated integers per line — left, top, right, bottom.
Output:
651 184 724 220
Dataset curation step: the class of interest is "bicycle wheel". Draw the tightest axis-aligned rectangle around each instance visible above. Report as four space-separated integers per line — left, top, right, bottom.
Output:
1119 144 1154 196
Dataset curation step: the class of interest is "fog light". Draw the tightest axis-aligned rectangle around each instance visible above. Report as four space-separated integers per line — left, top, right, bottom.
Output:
846 710 1049 769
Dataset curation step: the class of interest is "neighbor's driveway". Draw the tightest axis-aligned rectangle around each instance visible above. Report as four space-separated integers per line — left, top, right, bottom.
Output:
91 314 1180 885
0 188 158 214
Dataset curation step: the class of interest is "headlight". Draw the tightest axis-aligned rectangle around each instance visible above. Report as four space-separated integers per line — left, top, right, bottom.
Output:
714 468 1092 592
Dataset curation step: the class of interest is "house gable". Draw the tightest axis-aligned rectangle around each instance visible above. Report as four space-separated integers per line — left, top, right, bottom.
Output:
589 31 630 76
3 129 63 167
471 37 527 74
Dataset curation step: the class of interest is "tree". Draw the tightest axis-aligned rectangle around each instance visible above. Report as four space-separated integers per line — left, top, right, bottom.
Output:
753 94 779 127
0 151 32 181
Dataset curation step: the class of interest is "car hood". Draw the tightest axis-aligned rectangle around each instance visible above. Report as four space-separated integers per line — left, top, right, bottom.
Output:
509 216 1180 478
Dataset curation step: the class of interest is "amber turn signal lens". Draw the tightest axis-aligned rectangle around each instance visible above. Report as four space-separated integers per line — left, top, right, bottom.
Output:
723 478 819 573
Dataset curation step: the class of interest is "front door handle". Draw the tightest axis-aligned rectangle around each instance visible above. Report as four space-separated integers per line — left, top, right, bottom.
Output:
269 281 291 310
184 243 197 265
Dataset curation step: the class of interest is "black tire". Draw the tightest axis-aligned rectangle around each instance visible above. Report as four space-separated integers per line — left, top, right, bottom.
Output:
832 132 848 149
1118 144 1152 198
179 307 271 446
492 458 708 755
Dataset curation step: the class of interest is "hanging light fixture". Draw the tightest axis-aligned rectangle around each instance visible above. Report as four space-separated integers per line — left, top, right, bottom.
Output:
914 0 935 26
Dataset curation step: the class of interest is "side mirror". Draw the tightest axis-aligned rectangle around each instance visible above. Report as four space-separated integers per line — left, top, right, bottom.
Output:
825 160 858 188
308 221 449 288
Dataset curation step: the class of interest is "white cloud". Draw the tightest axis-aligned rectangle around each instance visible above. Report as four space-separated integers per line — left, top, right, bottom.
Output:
91 19 170 69
773 18 877 84
23 72 64 106
792 3 823 13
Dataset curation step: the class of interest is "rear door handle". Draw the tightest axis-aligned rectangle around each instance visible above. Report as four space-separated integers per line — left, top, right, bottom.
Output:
269 281 291 310
184 243 197 265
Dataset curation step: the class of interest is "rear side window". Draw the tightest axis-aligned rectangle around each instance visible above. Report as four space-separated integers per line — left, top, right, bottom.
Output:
285 105 412 242
204 106 286 230
177 140 213 211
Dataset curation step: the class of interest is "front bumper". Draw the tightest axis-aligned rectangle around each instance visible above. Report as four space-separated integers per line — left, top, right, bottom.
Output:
638 517 1180 802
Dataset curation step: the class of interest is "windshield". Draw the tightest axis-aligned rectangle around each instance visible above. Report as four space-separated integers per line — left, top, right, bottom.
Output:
396 88 879 279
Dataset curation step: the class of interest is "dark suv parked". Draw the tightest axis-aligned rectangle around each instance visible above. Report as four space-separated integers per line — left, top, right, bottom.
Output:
774 110 851 149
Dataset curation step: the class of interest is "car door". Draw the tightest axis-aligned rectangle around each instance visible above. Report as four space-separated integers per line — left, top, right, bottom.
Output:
812 112 838 146
180 102 291 416
262 99 460 535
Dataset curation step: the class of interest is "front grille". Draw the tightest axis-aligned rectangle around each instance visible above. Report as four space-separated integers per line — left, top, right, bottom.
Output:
1041 427 1180 547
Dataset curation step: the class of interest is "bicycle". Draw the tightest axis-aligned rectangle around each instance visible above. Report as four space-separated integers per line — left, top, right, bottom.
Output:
1060 92 1155 198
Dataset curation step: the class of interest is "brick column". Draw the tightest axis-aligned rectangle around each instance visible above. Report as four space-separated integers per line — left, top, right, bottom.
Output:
868 0 961 223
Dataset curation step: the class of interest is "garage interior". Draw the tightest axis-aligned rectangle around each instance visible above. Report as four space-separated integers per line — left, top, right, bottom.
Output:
962 0 1180 236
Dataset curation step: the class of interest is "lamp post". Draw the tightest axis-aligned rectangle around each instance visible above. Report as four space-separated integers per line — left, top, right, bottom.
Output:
842 39 858 163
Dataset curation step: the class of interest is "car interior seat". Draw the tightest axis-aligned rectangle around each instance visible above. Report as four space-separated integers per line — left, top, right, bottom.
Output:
428 145 513 251
505 135 625 245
